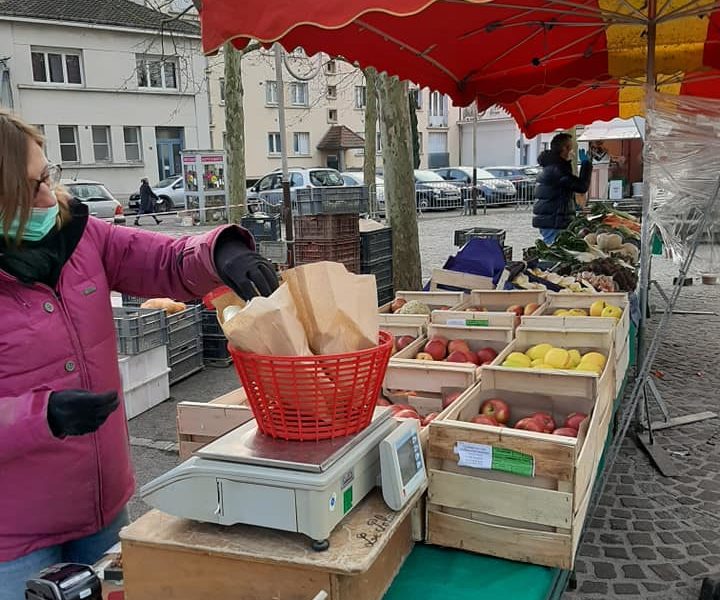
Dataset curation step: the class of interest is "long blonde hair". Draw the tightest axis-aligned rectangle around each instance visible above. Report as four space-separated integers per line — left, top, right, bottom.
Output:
0 109 68 243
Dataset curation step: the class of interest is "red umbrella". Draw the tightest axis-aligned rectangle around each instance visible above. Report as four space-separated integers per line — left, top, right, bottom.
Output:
198 0 720 111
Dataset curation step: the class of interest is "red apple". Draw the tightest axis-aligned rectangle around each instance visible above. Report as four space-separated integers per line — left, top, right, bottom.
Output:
448 339 471 355
422 412 439 426
471 414 499 426
394 409 421 420
529 411 556 433
442 391 463 409
552 427 578 437
479 398 511 424
430 335 449 345
476 347 498 365
445 350 470 363
464 351 481 365
415 352 435 361
524 302 541 315
507 304 524 317
391 298 407 313
377 395 391 406
396 335 416 351
514 417 544 432
424 339 447 361
564 412 588 430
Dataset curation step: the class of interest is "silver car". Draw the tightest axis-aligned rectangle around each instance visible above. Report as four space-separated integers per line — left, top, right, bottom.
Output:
247 167 347 211
62 179 126 224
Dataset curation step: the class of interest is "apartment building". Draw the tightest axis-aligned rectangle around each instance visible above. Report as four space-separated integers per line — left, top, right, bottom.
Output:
0 0 211 200
207 48 462 181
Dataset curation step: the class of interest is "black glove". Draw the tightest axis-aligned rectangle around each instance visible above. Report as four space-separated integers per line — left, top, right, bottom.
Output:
214 232 279 301
47 390 120 438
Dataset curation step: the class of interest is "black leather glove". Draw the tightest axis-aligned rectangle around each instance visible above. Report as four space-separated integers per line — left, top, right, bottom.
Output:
214 231 279 301
47 390 120 438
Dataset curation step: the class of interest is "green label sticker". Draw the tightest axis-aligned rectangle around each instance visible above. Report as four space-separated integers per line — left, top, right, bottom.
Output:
343 486 353 514
455 441 535 477
465 319 490 327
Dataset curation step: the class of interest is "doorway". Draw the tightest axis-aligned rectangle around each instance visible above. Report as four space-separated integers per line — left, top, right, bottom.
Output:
155 127 184 181
326 154 339 170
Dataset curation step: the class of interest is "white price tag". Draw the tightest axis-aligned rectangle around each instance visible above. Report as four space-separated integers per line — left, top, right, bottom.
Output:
454 441 492 469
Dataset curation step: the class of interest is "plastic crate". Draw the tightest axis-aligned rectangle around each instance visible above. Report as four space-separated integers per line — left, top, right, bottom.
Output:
122 369 170 419
167 305 202 351
203 334 232 366
114 307 167 355
120 294 202 308
201 309 223 336
118 345 168 392
503 245 513 263
258 240 288 264
377 283 394 306
360 227 392 264
454 227 506 248
294 214 359 240
294 238 360 273
293 187 369 216
241 214 281 242
361 257 393 289
168 338 204 385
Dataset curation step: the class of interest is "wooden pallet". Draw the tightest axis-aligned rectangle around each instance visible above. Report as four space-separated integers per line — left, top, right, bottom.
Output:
425 366 613 570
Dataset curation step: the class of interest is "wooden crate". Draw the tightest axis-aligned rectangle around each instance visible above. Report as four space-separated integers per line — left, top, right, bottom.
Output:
379 290 465 314
378 313 427 338
460 289 547 312
389 323 513 379
428 268 494 292
489 327 616 413
425 367 614 570
176 388 254 460
520 292 629 360
430 309 518 331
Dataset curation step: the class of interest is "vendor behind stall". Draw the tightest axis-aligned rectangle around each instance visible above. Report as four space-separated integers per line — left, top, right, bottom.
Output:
532 132 592 244
0 109 278 600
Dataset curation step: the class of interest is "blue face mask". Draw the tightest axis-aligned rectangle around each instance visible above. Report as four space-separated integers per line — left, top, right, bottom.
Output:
5 203 59 241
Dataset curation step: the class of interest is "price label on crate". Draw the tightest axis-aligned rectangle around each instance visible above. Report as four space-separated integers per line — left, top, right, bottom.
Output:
454 441 535 477
446 318 490 327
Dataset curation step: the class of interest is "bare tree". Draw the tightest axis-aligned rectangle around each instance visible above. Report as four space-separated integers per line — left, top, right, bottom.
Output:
378 74 422 291
363 67 378 201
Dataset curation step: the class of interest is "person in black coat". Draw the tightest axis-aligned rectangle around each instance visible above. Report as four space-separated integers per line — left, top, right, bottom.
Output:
134 178 161 226
532 133 592 244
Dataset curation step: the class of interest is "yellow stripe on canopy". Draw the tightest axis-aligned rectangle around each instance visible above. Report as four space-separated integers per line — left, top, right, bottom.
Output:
618 75 683 118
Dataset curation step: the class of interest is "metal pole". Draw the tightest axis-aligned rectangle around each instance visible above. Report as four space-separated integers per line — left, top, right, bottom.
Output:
274 43 294 267
472 110 478 215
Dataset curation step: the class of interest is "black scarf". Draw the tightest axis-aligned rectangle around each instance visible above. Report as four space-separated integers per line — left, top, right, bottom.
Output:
0 200 88 288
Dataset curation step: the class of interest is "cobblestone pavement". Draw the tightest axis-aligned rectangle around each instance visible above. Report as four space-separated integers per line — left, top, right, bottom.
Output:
128 208 720 599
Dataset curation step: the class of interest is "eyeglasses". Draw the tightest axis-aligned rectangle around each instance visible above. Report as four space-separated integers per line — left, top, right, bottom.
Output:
30 164 62 197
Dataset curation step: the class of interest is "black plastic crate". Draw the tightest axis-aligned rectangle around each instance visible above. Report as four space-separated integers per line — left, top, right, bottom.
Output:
360 227 392 264
361 257 393 289
294 214 359 240
377 283 394 306
503 245 513 263
454 227 506 248
241 214 281 242
201 309 223 336
203 334 231 360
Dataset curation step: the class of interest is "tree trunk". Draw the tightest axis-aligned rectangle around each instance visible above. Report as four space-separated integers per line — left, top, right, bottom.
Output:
224 42 246 223
378 75 422 291
363 67 378 210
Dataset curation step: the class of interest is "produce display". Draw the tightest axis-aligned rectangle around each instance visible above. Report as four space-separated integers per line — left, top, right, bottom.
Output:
517 204 640 293
392 335 418 356
501 343 607 374
551 299 623 319
462 302 541 315
412 334 499 365
390 298 449 315
379 389 465 428
469 398 588 438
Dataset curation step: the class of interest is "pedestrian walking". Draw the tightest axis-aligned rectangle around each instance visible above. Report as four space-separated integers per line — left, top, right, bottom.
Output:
134 177 161 226
0 109 278 600
532 132 592 244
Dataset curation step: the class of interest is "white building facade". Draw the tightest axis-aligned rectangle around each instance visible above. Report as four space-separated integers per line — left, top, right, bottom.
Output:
0 1 211 200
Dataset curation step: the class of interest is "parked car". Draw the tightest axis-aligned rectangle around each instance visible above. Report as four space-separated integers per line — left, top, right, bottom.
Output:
341 171 385 211
62 179 125 224
484 165 539 203
432 167 517 205
128 175 184 214
247 167 348 211
414 169 463 210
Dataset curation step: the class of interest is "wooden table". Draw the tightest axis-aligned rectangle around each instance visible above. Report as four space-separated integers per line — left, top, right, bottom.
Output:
121 489 418 600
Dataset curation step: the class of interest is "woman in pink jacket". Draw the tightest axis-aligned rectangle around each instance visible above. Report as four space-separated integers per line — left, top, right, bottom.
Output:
0 110 278 599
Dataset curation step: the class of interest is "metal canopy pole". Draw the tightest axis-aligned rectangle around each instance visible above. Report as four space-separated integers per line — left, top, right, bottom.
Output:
274 43 295 267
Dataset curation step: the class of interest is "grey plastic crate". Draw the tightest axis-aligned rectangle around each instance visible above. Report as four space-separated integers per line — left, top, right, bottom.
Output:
168 338 204 385
114 307 167 355
293 187 369 216
167 305 202 351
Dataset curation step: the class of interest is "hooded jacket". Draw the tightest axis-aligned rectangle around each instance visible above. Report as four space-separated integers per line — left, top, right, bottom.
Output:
0 212 251 561
532 150 592 230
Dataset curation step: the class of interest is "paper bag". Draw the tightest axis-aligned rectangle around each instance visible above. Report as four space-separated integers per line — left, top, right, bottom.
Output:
283 262 379 355
221 283 312 356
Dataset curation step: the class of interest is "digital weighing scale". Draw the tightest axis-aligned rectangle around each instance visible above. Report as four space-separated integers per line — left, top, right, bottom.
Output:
141 407 426 550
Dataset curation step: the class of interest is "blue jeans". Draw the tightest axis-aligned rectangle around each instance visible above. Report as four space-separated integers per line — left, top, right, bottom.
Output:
0 508 129 600
540 228 562 244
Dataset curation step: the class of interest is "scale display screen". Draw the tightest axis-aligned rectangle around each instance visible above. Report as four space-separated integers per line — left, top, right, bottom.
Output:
397 435 421 486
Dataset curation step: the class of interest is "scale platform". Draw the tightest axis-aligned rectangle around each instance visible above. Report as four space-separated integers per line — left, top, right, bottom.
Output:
141 406 397 549
197 406 393 473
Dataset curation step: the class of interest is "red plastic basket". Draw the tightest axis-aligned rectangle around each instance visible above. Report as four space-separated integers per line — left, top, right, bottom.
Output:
229 330 393 441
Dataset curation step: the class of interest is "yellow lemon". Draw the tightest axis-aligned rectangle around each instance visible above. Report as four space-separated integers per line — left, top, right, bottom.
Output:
504 352 532 368
532 363 552 370
553 309 570 316
545 348 570 369
590 299 605 317
568 349 582 368
568 308 588 317
530 358 545 367
575 364 603 375
580 352 607 369
527 343 553 361
601 305 623 320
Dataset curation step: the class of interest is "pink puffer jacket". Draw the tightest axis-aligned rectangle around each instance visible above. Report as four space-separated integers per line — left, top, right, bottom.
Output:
0 217 248 561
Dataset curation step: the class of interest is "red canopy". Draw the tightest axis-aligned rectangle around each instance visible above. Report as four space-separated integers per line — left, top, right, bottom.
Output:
200 0 720 114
